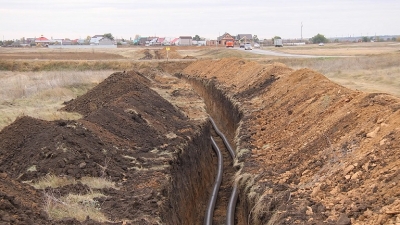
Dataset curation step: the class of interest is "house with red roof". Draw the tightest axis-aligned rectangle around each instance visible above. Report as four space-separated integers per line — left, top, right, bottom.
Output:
35 36 50 47
156 37 165 46
171 38 179 46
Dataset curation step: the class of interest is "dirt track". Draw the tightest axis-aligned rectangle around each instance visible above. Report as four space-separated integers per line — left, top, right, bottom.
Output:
0 58 399 224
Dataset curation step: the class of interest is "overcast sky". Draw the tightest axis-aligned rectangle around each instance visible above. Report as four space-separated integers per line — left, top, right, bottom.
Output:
1 0 399 40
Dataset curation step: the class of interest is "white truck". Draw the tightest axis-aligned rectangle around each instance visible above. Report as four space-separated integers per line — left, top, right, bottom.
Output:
274 39 283 47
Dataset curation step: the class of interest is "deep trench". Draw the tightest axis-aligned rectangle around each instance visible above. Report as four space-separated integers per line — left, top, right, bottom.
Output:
161 74 245 224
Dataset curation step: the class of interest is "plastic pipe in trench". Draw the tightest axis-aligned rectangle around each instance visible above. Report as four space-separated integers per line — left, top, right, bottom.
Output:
204 136 223 225
203 117 238 225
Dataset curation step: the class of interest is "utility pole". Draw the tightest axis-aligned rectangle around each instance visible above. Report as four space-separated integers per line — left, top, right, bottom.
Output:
301 22 303 41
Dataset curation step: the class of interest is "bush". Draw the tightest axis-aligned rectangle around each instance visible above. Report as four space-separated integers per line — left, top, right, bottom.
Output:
311 34 328 44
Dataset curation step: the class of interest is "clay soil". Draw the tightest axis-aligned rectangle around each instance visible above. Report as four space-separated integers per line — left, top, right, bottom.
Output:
182 58 400 224
0 57 399 224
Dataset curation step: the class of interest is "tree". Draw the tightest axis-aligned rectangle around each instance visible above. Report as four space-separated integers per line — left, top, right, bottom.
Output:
253 35 259 43
362 36 370 42
0 41 2 46
271 36 281 43
84 35 91 44
311 33 328 44
193 35 200 41
4 40 14 46
103 33 114 40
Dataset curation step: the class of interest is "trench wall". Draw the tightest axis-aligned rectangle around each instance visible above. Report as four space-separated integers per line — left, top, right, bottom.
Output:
161 122 216 225
178 74 247 223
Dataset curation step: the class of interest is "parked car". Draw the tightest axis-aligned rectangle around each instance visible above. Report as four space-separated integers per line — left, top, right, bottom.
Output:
239 43 245 48
253 43 260 48
319 43 324 46
244 43 252 50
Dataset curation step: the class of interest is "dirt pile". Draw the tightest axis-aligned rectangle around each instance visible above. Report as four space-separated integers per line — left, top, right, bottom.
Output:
0 70 209 224
183 58 400 224
138 48 183 60
139 49 153 60
0 173 49 224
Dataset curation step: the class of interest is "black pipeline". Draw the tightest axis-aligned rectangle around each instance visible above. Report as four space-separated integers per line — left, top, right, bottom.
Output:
204 136 223 225
204 117 238 225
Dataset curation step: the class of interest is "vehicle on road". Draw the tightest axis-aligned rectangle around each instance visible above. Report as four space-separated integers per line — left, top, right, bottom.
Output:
274 39 283 47
244 43 252 50
239 43 245 48
225 41 234 48
253 43 260 48
319 43 324 46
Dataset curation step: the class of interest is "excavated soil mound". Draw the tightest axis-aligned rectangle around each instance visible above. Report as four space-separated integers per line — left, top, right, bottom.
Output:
183 58 400 224
139 49 153 60
183 55 197 59
138 48 183 60
0 70 206 224
0 173 49 224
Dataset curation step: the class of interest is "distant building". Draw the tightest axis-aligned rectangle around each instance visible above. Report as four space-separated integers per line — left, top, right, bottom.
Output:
171 38 179 46
138 37 148 45
90 35 114 45
99 37 114 45
179 36 192 46
217 32 235 45
35 36 50 46
237 34 252 43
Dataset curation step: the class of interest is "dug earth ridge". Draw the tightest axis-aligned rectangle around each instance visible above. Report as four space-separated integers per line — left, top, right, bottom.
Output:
0 58 399 224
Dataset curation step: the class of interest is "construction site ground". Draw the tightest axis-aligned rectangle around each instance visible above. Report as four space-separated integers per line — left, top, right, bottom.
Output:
0 45 399 224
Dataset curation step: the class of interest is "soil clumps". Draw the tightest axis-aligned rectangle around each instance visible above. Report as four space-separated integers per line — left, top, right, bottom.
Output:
0 57 399 224
0 69 208 224
183 58 400 224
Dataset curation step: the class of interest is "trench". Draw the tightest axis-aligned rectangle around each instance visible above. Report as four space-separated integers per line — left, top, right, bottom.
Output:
160 73 246 224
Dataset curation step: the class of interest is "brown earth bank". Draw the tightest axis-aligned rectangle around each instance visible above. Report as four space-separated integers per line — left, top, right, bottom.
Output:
0 58 399 225
182 58 400 224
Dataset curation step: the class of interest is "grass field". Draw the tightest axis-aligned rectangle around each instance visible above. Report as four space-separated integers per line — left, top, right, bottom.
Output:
0 43 399 131
0 70 112 130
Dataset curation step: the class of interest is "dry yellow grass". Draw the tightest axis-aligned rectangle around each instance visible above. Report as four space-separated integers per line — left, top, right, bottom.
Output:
266 42 400 56
271 52 400 97
44 190 108 222
31 174 76 189
80 176 117 190
31 174 116 190
0 70 112 130
29 174 116 222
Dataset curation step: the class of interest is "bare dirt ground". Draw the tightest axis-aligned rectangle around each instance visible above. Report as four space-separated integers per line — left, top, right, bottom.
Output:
0 44 399 224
